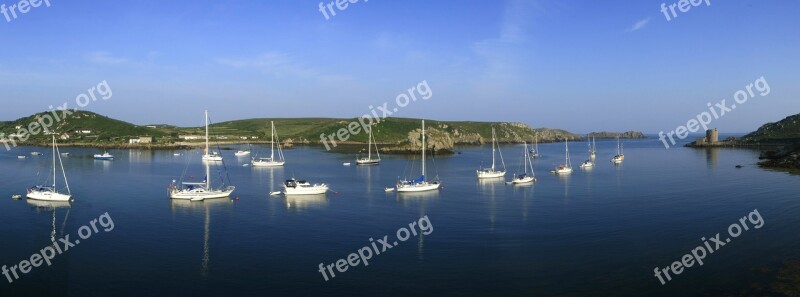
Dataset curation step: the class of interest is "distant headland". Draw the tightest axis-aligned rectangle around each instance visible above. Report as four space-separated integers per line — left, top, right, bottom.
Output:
0 111 646 154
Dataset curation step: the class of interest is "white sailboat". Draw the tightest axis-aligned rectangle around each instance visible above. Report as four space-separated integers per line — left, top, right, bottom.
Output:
530 135 540 158
170 111 235 201
611 136 625 164
252 121 285 167
27 136 72 202
581 134 594 169
201 111 223 162
396 120 441 192
356 125 381 165
283 178 329 195
553 139 573 175
510 142 535 184
477 127 506 179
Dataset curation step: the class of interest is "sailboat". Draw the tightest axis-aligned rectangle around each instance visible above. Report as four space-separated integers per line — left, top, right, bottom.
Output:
201 111 223 162
477 127 506 178
169 111 235 201
553 139 573 175
580 134 595 169
396 120 441 192
510 142 535 184
252 121 285 167
530 135 540 158
235 144 251 156
356 124 381 165
27 136 72 202
611 136 625 164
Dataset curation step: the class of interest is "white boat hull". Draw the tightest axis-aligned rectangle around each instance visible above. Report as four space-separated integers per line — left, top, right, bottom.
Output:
202 156 223 161
477 170 506 179
234 152 250 156
170 187 234 200
511 176 535 184
252 160 285 167
27 191 71 202
284 185 328 195
396 182 440 192
554 168 573 175
580 162 594 168
356 158 380 165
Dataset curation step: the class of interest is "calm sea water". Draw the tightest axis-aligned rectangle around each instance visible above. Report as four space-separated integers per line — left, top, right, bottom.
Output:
0 136 798 297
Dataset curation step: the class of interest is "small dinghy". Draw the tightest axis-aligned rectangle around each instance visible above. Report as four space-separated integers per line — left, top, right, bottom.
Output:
343 162 351 166
269 191 282 196
384 187 395 192
11 194 22 200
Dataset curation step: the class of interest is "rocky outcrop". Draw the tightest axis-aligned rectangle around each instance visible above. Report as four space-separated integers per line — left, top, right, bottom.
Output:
381 127 455 154
758 143 800 170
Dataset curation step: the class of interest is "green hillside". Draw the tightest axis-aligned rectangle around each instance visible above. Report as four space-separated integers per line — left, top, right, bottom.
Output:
205 117 580 144
741 113 800 143
0 110 166 143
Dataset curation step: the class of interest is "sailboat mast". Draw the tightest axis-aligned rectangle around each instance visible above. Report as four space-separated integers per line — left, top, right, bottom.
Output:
270 121 275 160
422 120 426 178
491 128 496 170
205 110 211 190
54 136 71 195
52 135 56 188
367 126 372 159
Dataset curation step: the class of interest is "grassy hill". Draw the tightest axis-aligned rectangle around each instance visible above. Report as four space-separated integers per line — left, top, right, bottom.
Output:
0 111 647 153
205 117 580 145
0 110 166 143
741 113 800 144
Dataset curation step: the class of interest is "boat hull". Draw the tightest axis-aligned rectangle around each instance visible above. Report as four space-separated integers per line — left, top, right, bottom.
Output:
554 168 573 175
27 191 71 202
396 182 440 192
170 188 234 200
511 176 535 184
284 186 328 195
356 159 380 165
477 170 506 179
252 161 285 167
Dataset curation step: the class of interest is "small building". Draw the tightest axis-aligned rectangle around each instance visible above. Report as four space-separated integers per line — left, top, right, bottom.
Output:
145 125 157 129
129 136 154 144
179 135 203 140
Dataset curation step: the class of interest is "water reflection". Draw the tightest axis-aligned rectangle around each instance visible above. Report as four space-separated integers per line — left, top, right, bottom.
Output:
170 198 233 277
396 190 439 201
706 148 719 168
285 194 329 211
27 200 71 243
128 150 153 163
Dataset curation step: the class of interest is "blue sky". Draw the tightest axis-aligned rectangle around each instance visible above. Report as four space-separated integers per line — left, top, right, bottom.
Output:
0 0 797 133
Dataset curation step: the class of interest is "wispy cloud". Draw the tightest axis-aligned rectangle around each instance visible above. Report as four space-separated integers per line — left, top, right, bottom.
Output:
470 0 542 88
85 51 128 65
216 51 353 82
627 18 651 32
